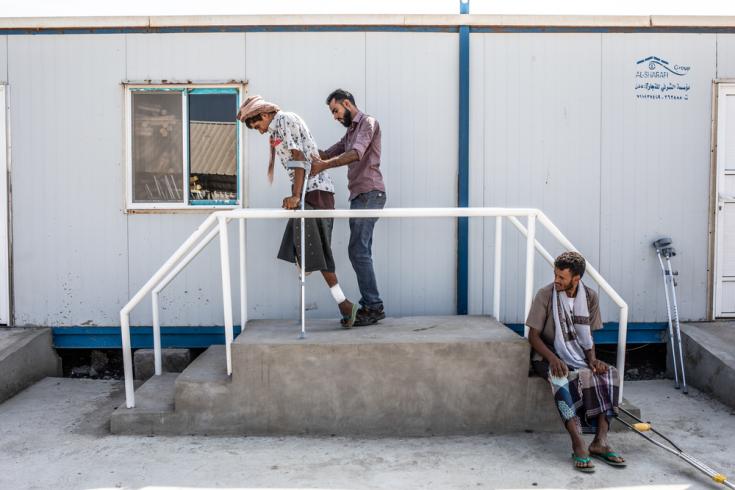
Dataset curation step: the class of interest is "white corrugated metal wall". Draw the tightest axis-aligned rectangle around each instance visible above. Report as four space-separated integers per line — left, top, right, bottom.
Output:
0 29 728 326
468 32 719 323
3 31 458 326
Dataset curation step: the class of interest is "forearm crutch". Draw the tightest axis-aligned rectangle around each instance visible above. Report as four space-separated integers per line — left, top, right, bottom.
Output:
653 238 682 390
617 407 733 488
287 161 310 340
663 249 688 394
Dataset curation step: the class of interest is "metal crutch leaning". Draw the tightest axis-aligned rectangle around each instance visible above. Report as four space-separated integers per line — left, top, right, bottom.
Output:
661 245 688 394
652 238 686 392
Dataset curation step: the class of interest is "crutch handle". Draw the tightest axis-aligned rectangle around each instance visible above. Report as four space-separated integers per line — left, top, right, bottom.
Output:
653 237 673 249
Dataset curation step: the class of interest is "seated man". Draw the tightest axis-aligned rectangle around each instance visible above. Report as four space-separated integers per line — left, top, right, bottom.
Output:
526 251 626 473
237 95 359 328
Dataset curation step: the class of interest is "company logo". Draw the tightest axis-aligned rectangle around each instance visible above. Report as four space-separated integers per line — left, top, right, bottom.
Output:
636 56 690 78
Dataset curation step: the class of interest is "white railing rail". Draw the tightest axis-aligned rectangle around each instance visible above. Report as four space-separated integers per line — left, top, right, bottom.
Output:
119 207 629 409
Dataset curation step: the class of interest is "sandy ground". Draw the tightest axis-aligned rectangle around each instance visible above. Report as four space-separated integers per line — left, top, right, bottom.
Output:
0 378 733 490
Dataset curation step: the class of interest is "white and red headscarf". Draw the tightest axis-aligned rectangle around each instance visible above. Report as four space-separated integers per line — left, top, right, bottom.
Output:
237 95 281 183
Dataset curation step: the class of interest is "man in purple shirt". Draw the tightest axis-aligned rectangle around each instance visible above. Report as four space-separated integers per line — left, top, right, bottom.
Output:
311 89 387 326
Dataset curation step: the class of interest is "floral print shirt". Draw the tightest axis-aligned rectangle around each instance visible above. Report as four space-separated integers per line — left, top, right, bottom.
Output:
267 111 335 194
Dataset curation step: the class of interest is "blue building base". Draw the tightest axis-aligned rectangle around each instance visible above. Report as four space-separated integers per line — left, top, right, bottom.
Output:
52 326 242 349
505 322 667 344
51 322 665 349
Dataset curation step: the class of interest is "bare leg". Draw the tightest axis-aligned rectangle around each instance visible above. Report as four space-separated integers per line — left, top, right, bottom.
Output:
589 414 625 463
321 271 354 317
566 417 594 470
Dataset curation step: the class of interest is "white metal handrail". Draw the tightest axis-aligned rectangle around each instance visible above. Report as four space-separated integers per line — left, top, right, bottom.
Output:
119 207 629 409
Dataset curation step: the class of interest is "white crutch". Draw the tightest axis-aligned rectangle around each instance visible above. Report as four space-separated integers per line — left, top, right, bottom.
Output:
662 247 688 394
652 238 687 394
287 160 310 340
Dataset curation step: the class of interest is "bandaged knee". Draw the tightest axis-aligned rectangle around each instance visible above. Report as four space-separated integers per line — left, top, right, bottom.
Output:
330 284 346 304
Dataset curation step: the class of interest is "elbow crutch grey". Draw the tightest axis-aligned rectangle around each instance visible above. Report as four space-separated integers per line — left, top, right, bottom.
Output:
652 237 688 394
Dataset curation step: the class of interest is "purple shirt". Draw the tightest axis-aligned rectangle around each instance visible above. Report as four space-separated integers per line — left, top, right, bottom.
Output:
324 111 385 200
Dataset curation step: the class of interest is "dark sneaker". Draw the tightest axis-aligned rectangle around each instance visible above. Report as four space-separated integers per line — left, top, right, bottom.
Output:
368 305 386 322
354 305 385 326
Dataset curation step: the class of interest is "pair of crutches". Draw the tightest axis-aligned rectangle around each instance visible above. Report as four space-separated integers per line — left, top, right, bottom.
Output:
652 237 688 394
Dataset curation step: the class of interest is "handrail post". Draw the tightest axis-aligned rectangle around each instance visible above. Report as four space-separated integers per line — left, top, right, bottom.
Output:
524 213 536 338
493 216 502 320
617 305 628 403
120 311 135 408
152 292 162 376
239 219 247 331
218 216 234 376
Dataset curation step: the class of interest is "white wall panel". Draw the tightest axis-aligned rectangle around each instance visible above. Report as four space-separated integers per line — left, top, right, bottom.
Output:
469 33 603 323
716 34 735 79
0 36 7 81
8 35 128 326
600 33 715 321
366 32 458 316
125 33 246 81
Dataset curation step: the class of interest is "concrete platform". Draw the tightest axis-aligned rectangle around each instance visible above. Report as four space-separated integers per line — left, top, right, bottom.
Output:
111 316 637 436
6 378 732 490
680 321 735 409
0 327 61 403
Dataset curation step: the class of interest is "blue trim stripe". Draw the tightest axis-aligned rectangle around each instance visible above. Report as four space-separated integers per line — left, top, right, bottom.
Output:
456 19 470 315
188 88 239 94
52 326 243 349
505 322 668 344
51 323 666 348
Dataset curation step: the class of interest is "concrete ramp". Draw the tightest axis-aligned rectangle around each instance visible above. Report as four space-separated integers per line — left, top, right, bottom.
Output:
680 322 735 409
0 327 62 403
111 316 636 436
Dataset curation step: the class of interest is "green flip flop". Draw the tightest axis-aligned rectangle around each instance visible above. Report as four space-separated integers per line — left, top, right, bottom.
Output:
341 303 359 329
571 454 596 473
591 451 627 467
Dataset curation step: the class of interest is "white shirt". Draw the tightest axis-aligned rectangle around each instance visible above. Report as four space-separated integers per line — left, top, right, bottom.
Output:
267 111 335 194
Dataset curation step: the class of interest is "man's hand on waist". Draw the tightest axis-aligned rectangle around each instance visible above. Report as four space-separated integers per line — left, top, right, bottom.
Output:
310 156 326 176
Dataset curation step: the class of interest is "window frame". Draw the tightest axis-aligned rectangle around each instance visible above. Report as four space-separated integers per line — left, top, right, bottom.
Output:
124 82 246 212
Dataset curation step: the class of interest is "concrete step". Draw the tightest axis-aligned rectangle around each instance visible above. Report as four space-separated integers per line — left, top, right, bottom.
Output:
174 345 232 412
229 315 533 435
110 315 640 436
110 373 179 435
0 327 61 403
679 322 735 409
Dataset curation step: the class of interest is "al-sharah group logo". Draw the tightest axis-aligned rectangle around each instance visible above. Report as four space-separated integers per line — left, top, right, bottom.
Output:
635 56 691 101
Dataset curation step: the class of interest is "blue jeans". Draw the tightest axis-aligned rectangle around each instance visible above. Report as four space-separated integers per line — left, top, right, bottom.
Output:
349 190 386 309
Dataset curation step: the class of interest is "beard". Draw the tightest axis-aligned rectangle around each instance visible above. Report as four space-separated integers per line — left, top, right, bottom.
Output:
341 108 353 128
